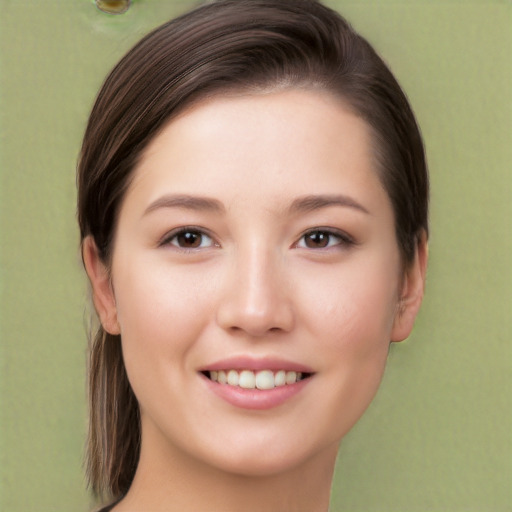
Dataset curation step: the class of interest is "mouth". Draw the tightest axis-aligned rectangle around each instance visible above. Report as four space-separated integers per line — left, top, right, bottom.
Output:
202 369 312 390
199 359 314 410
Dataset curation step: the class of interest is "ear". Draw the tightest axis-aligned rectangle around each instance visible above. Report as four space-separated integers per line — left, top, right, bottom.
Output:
82 236 120 335
391 231 428 342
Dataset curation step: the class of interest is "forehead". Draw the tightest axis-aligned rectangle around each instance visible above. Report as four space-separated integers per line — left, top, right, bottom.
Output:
124 89 389 217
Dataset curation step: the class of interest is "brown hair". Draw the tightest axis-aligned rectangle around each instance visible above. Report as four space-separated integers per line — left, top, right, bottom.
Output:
77 0 428 501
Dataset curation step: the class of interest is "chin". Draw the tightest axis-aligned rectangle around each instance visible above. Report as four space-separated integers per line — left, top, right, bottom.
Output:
194 432 340 479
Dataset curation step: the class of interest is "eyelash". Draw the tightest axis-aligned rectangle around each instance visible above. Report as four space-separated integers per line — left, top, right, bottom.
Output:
159 227 355 251
295 228 355 250
159 227 217 251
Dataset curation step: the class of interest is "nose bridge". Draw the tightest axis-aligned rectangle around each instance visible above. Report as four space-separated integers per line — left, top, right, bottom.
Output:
217 239 294 336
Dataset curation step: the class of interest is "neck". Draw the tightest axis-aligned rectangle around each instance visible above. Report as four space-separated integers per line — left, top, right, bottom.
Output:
113 425 338 512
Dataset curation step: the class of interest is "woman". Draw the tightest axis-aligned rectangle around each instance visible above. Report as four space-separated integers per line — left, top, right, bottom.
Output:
78 0 428 510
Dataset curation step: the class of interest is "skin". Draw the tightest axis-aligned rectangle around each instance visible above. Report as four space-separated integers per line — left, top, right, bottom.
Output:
84 89 427 512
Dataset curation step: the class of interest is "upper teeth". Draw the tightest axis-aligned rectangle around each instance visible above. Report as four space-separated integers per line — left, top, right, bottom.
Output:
209 370 303 390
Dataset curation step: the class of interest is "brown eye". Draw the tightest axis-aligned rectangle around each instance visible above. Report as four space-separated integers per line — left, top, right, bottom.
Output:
297 229 353 250
166 230 215 249
176 231 201 248
304 231 330 248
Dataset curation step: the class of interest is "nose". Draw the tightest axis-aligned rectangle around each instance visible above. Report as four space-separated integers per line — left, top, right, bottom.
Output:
216 245 295 338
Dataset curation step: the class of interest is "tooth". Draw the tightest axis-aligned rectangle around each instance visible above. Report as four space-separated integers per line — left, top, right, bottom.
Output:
255 370 275 390
274 370 286 387
227 370 239 386
285 371 297 385
212 368 305 388
239 370 256 389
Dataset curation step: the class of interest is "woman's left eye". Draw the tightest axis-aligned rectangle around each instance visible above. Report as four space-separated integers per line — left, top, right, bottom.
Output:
296 229 353 249
162 229 215 249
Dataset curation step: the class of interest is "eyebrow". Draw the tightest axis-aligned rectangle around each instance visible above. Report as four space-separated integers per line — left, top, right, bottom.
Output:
288 194 370 215
143 194 225 216
143 193 369 217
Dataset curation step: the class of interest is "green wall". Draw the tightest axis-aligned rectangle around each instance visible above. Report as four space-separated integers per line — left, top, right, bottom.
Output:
1 1 510 510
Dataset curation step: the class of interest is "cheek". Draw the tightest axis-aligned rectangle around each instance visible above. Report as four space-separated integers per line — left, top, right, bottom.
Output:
314 277 395 385
112 257 216 372
294 256 399 435
299 255 399 351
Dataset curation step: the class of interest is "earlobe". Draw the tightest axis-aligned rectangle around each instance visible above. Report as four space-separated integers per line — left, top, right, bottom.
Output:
391 232 428 342
82 236 121 335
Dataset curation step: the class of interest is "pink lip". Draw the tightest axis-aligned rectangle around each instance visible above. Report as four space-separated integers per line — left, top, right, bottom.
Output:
201 373 312 410
200 356 314 373
198 356 314 411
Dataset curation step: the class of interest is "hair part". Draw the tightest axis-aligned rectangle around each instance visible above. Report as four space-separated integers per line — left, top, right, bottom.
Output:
78 0 428 500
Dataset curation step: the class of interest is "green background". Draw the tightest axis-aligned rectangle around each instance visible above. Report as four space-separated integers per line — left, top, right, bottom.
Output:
1 1 510 510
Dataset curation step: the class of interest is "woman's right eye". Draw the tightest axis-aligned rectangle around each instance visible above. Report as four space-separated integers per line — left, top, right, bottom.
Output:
161 229 216 250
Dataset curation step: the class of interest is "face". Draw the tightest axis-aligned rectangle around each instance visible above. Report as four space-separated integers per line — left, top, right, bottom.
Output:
86 89 424 477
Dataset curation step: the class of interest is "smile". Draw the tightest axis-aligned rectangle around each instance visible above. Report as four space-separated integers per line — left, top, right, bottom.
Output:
206 369 309 389
200 357 314 409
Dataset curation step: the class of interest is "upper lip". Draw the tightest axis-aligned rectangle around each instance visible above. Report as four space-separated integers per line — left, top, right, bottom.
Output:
199 356 314 373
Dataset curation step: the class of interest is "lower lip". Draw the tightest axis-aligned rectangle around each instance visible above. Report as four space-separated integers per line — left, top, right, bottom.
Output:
201 374 311 410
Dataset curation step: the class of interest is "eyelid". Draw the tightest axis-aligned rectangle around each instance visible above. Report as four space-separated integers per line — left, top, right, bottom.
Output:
158 225 355 251
158 226 219 249
294 227 356 249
